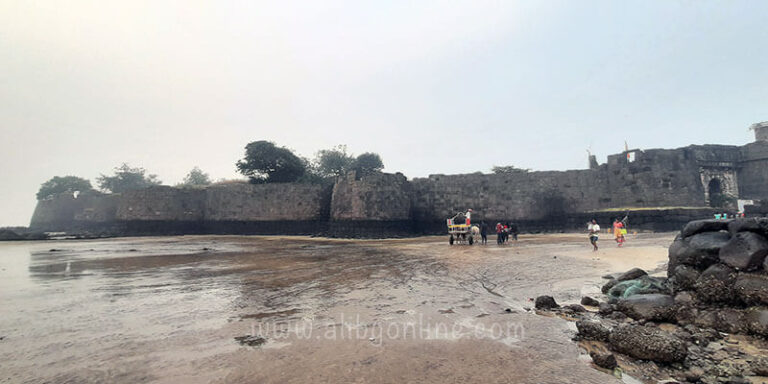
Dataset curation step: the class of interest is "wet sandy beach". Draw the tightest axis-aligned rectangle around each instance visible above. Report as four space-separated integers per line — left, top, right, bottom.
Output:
0 233 674 383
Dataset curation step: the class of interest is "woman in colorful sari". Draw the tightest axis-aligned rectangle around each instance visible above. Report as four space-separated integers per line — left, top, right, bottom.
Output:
613 219 626 247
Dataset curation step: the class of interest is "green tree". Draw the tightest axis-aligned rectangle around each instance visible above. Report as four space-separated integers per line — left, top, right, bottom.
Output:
315 145 355 178
352 152 384 177
97 163 162 193
236 141 306 183
179 167 211 187
36 176 93 200
491 165 530 175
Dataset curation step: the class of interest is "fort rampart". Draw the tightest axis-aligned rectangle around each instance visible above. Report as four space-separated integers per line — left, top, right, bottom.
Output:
29 135 768 238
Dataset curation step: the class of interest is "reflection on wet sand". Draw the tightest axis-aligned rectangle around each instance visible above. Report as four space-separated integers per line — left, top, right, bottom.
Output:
0 233 674 383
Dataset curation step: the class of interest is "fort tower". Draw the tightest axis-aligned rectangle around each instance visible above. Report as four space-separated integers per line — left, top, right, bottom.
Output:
752 121 768 142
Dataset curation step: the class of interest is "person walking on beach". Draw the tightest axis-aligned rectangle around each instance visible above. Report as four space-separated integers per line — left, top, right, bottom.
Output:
496 222 504 245
588 219 600 252
613 218 625 247
508 222 519 242
480 221 488 245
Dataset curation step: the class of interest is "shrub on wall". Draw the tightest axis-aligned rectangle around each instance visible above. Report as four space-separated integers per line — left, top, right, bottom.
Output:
36 176 93 200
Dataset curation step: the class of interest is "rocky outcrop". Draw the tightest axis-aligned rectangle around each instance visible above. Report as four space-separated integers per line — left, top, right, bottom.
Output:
616 294 677 321
609 324 687 363
719 231 768 271
554 218 768 383
576 320 611 342
534 295 559 310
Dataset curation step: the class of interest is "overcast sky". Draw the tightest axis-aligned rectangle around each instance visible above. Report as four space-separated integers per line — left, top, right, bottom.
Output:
1 0 766 227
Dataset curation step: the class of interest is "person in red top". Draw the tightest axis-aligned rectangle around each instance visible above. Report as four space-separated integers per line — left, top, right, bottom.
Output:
613 218 626 247
496 223 503 245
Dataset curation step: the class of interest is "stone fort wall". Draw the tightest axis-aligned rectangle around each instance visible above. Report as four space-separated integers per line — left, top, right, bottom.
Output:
28 135 768 238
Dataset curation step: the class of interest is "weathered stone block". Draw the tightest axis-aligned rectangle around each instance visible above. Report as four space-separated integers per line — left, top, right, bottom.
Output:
671 265 700 291
719 232 768 271
729 218 768 237
688 231 731 254
682 219 732 238
609 324 687 363
667 232 727 274
577 320 611 342
589 351 618 370
534 295 559 310
617 267 648 282
695 264 737 304
734 273 768 306
745 307 768 337
616 294 677 321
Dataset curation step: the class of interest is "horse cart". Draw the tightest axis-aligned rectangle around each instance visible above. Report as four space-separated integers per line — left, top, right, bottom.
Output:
447 211 476 245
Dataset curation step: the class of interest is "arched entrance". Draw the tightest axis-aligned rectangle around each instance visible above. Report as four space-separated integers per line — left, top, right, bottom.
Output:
708 178 725 208
700 168 739 209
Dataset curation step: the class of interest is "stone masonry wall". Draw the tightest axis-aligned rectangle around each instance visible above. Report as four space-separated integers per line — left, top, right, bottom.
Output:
739 141 768 201
411 146 709 226
116 186 206 221
27 139 768 238
330 173 411 221
30 191 116 227
204 183 330 221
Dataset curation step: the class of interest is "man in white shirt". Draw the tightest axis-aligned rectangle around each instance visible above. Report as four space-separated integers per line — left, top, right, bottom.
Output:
588 219 600 252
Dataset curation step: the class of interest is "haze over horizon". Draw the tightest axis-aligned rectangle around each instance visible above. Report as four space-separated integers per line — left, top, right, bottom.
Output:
1 0 766 227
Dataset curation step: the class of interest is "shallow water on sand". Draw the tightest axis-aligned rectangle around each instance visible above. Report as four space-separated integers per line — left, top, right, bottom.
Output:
0 233 673 383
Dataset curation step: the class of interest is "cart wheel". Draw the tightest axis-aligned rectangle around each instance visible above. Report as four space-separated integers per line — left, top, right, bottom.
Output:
469 236 474 245
449 235 454 245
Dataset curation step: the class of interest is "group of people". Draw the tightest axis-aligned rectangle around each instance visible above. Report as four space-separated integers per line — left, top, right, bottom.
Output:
478 221 518 245
587 215 629 251
714 212 746 220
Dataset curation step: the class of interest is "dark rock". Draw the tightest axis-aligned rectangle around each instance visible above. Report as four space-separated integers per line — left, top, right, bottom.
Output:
616 294 677 321
734 273 768 306
589 351 618 370
744 307 768 337
576 320 611 342
716 308 749 334
694 309 748 334
749 356 768 376
689 231 731 253
563 304 586 313
695 264 737 303
667 233 726 273
693 309 719 331
729 218 768 237
668 237 695 275
671 265 700 291
719 232 768 271
234 335 266 347
534 295 559 310
617 267 648 282
674 291 695 305
0 229 23 241
609 324 688 363
598 302 614 315
678 367 705 382
682 219 731 238
673 291 697 325
601 279 618 294
675 305 697 326
581 296 600 307
607 311 627 321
